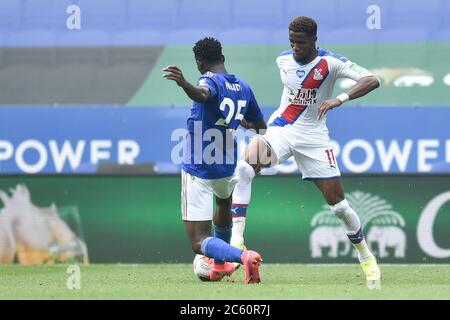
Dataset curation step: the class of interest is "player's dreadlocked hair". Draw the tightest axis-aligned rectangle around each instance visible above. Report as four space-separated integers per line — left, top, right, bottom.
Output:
289 16 317 36
193 37 223 64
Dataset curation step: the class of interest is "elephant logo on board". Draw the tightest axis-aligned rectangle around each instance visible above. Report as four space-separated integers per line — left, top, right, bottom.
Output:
309 191 406 259
310 226 351 258
367 226 406 258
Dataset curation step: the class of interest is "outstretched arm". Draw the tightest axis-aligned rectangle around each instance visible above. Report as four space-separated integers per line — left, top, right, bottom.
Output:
162 66 211 103
317 75 380 120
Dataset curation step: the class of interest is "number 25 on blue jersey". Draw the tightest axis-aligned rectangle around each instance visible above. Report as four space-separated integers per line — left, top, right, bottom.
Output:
215 98 246 128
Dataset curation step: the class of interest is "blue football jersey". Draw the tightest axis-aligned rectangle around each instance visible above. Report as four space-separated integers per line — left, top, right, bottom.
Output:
182 72 263 179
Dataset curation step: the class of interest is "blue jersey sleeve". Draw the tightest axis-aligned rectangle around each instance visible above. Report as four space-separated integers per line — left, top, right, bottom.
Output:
244 90 264 123
198 77 218 100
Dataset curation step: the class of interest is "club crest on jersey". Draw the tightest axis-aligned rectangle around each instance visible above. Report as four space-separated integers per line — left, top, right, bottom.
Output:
313 68 323 81
296 70 306 78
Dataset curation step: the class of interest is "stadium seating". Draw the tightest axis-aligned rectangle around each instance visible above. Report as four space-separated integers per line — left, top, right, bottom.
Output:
432 27 450 41
335 0 389 29
388 0 440 29
269 29 289 45
319 28 378 45
178 0 231 31
219 28 269 45
0 0 21 30
0 0 448 46
438 1 450 29
167 28 217 45
232 0 284 28
376 27 431 43
127 0 178 30
0 32 6 48
113 30 163 46
22 0 75 30
58 30 111 47
6 29 58 47
77 0 126 29
285 0 337 32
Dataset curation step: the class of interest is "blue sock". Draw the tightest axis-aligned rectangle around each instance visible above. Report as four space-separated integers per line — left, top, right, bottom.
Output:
348 228 364 244
201 237 243 264
213 223 232 264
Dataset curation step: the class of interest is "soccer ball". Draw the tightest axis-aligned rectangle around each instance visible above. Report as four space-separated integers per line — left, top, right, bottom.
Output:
193 254 213 281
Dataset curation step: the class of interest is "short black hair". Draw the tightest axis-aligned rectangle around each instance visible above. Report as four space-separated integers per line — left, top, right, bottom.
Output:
289 16 317 36
192 37 223 64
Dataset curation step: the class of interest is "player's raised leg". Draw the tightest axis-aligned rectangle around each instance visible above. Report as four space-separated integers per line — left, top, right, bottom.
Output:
230 160 254 249
314 178 381 289
231 138 275 249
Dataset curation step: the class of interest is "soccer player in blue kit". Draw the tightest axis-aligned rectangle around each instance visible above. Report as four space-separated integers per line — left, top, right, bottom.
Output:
163 37 267 284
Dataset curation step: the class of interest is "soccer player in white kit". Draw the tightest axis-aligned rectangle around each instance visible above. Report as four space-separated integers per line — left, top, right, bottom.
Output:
231 16 382 289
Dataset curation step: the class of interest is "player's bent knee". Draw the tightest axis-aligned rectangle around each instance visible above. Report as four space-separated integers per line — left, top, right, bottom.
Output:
236 160 255 184
245 138 271 169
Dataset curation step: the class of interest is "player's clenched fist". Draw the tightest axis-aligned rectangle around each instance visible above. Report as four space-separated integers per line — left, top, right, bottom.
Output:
317 98 342 120
162 65 187 87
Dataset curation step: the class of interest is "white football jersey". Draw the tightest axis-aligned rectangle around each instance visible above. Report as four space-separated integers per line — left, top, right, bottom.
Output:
268 47 373 139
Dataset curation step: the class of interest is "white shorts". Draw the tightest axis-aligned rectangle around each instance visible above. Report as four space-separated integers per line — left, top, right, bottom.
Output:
255 125 341 180
181 170 239 221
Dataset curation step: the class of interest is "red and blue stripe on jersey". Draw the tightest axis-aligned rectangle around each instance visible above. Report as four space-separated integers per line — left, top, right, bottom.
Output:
271 58 330 127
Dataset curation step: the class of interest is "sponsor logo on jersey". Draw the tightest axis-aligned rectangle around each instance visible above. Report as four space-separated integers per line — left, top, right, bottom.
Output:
288 88 318 105
296 69 306 78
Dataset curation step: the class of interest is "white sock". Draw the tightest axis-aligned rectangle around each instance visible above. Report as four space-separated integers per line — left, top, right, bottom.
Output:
231 217 246 247
231 160 255 247
330 199 374 262
354 238 373 262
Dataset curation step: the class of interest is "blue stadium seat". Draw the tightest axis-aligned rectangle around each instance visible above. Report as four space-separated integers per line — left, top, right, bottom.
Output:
6 30 57 47
376 27 431 43
77 0 126 29
166 28 217 45
269 29 289 45
388 0 440 29
178 0 231 30
231 0 283 28
285 0 337 32
113 29 164 46
319 28 378 45
23 0 75 30
0 32 7 47
58 30 111 46
127 0 178 30
431 28 450 41
440 0 450 28
0 0 21 30
219 28 268 45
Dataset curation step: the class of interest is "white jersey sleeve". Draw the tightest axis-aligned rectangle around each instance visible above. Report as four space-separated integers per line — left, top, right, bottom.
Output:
333 59 373 82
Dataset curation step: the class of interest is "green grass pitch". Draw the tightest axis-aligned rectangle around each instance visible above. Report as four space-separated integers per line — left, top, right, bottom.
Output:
1 264 449 300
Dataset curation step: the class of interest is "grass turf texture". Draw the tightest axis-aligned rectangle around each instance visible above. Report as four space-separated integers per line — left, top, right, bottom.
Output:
1 264 449 300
